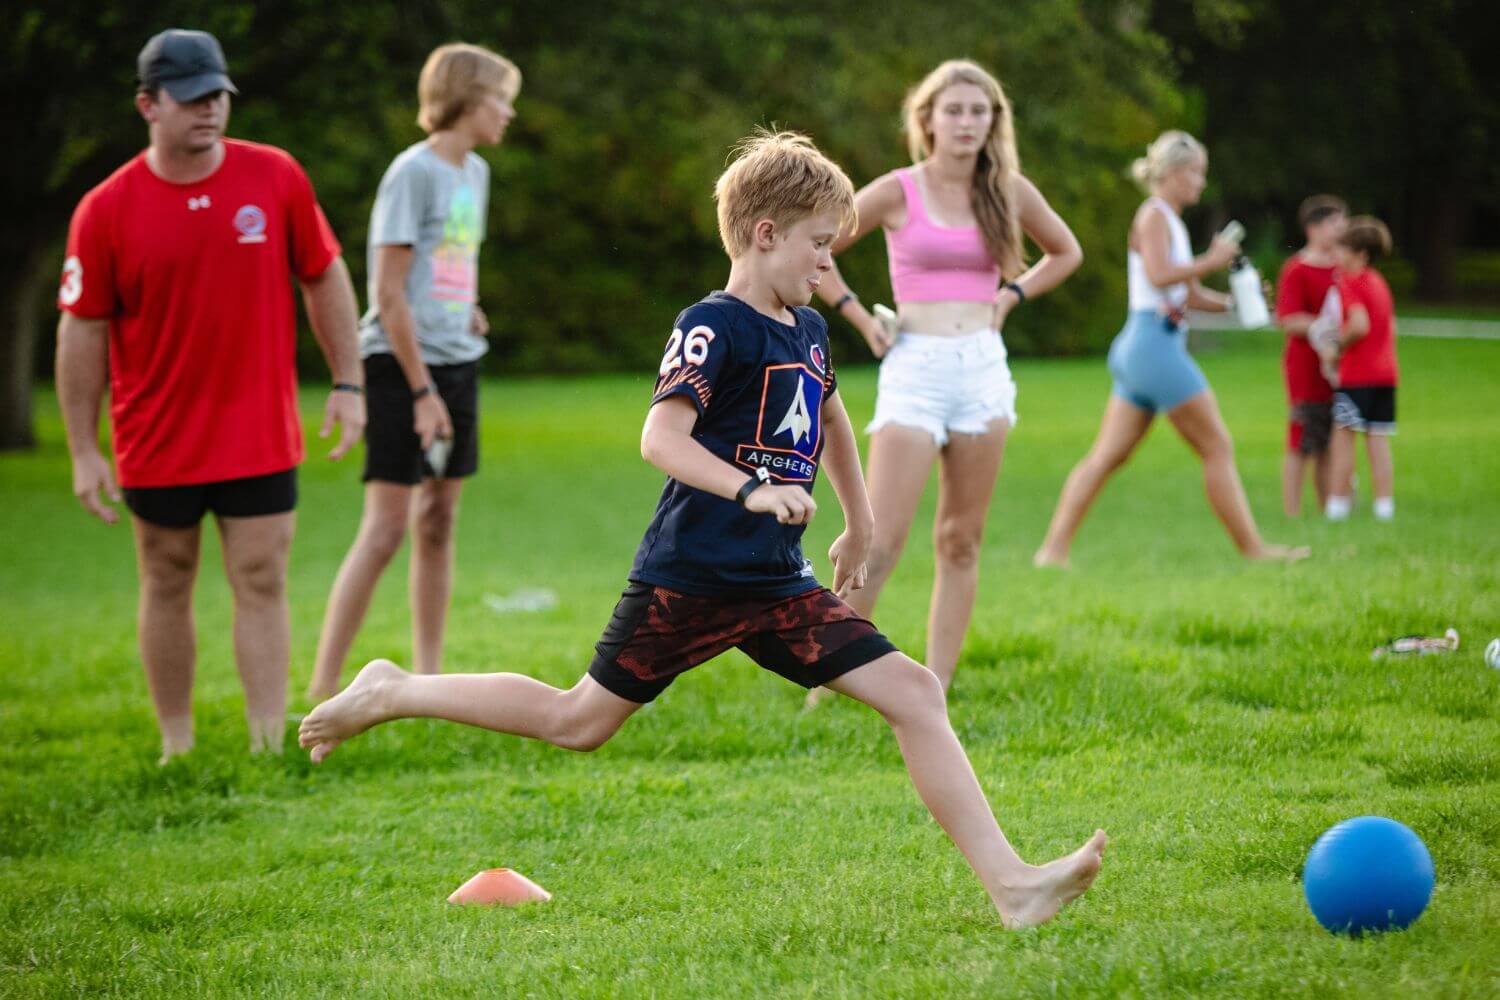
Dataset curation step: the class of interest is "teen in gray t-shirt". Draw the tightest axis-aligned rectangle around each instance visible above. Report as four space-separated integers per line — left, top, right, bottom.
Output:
359 142 490 365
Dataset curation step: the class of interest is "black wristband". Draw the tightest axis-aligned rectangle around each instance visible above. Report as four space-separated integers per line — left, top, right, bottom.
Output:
411 383 434 400
332 382 364 395
736 467 772 507
1003 281 1026 305
833 292 858 311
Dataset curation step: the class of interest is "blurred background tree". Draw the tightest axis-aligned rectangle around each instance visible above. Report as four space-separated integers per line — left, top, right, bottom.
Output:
4 0 1493 449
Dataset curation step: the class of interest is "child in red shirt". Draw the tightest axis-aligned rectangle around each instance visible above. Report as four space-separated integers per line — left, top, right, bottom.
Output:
1323 217 1398 521
1274 195 1345 515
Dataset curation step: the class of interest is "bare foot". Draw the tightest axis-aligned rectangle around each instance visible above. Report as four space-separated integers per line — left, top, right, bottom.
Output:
297 659 405 763
1247 542 1310 562
802 685 837 711
1032 547 1070 569
996 829 1108 929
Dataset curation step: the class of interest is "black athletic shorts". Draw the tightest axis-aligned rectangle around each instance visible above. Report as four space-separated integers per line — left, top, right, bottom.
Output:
1332 385 1396 436
588 582 900 703
363 353 480 484
123 468 298 528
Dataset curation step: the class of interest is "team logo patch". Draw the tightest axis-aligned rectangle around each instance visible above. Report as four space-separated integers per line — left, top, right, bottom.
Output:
187 195 212 211
59 256 83 307
234 204 267 244
734 364 825 483
808 343 826 376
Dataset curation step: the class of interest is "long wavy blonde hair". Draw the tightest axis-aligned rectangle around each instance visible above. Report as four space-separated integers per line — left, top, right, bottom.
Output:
903 59 1024 278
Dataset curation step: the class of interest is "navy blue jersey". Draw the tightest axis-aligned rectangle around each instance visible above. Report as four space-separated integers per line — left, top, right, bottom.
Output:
630 291 839 597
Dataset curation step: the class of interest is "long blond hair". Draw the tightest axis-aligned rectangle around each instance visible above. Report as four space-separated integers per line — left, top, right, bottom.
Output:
903 59 1024 278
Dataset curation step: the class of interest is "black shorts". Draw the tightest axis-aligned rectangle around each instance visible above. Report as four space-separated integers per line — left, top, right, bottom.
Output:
123 468 297 528
363 353 480 484
1332 385 1396 436
588 582 900 703
1289 401 1333 455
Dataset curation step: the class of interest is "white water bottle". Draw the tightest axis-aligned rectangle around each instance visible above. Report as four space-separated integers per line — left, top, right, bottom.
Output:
1228 253 1270 328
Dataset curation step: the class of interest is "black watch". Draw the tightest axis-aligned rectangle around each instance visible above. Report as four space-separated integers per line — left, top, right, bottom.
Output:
411 383 435 400
736 467 772 506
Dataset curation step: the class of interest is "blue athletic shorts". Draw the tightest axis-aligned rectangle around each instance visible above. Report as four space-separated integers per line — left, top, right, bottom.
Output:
1107 310 1209 413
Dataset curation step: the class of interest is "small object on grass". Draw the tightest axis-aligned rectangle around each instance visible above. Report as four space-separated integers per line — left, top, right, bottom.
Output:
1370 627 1459 659
484 588 559 614
448 868 552 906
1485 638 1500 670
1303 816 1433 935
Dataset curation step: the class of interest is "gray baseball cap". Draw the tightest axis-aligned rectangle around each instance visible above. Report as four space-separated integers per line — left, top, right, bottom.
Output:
137 29 239 102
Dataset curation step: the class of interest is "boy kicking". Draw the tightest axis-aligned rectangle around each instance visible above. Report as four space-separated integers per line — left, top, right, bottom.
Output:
300 130 1105 929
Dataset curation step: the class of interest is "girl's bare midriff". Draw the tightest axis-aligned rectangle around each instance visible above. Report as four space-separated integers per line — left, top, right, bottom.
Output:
897 299 998 337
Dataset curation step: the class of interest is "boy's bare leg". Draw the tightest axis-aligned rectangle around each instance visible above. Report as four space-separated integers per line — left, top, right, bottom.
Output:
299 660 640 763
1034 396 1154 567
1325 426 1357 518
133 518 202 763
1365 434 1394 502
309 483 412 700
219 512 296 754
409 478 464 675
827 652 1107 928
1281 451 1305 516
1313 448 1333 508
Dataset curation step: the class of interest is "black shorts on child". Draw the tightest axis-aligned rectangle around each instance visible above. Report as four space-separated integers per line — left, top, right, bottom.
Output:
588 582 898 703
363 353 480 484
1332 385 1396 436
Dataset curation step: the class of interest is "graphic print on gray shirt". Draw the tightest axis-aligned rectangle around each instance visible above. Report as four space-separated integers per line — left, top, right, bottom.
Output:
359 142 490 365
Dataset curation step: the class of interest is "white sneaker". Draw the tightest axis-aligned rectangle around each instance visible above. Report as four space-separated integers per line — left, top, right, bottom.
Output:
1326 495 1353 521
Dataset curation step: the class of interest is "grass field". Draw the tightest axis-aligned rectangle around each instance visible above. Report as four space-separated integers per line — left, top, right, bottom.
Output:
3 333 1498 998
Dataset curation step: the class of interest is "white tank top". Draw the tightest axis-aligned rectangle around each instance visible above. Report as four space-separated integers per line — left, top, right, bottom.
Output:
1127 196 1193 311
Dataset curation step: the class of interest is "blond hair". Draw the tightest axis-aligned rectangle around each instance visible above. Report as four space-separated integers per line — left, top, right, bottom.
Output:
1130 130 1206 190
903 60 1025 279
416 43 521 134
714 129 856 258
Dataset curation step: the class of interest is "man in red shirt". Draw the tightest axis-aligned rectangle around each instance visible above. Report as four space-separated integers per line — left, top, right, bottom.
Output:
1322 217 1398 522
1274 195 1346 515
55 29 365 762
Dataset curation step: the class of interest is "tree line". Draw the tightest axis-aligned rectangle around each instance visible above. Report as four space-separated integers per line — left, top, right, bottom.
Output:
3 0 1492 449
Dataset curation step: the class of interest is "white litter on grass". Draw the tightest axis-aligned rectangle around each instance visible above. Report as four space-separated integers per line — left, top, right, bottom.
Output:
484 588 559 614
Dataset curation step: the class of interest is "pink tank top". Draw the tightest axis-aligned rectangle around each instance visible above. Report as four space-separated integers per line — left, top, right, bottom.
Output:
884 167 1001 303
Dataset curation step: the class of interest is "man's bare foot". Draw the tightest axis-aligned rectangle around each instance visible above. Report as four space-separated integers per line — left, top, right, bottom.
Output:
1247 542 1310 562
996 829 1108 929
802 685 837 710
248 713 287 755
297 659 405 763
1032 547 1070 569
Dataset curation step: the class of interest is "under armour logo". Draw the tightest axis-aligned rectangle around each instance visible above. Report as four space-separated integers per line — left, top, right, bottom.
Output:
774 377 813 445
187 195 212 211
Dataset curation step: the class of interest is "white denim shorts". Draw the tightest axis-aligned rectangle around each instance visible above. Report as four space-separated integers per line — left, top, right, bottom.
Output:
866 328 1018 446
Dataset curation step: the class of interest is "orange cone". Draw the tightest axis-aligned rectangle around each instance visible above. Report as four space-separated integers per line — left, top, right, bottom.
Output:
447 868 552 906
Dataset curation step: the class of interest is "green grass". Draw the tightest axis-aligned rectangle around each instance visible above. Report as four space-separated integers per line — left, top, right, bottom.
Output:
3 335 1499 998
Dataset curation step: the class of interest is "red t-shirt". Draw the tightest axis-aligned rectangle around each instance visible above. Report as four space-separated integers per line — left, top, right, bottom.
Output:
1336 267 1398 387
59 139 340 488
1275 253 1337 404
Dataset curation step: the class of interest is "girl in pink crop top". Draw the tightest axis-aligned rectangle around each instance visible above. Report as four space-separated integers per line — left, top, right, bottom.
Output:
803 59 1084 706
885 167 1001 302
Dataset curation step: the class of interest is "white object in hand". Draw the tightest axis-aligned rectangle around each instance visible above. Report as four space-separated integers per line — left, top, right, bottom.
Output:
1486 638 1500 670
873 303 899 344
425 436 452 478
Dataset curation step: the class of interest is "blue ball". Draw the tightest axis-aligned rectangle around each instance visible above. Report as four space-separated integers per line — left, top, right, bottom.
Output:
1303 816 1434 935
